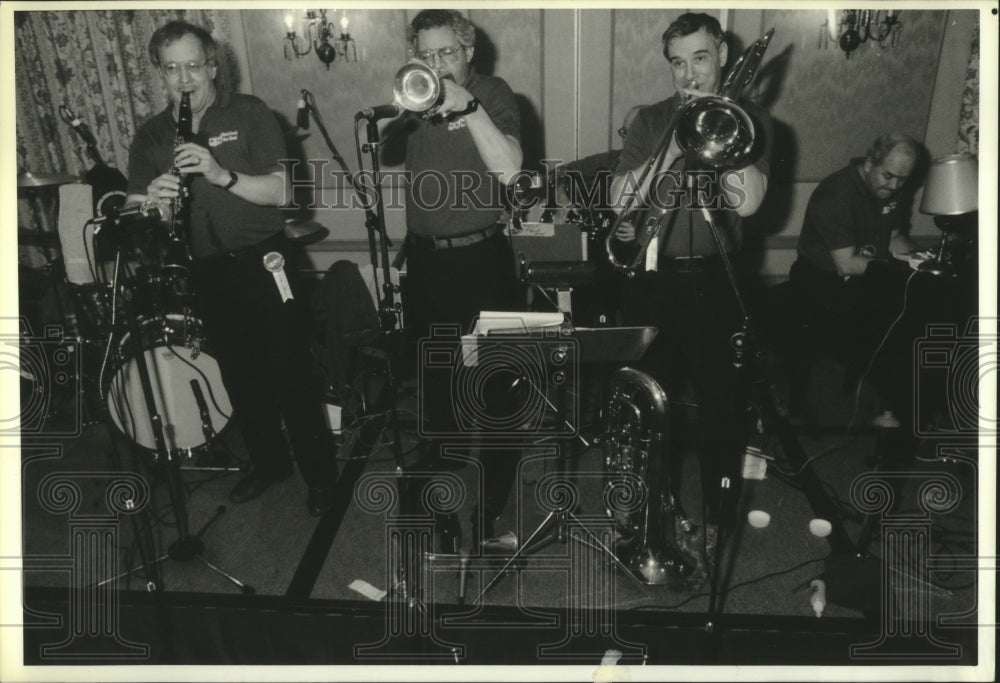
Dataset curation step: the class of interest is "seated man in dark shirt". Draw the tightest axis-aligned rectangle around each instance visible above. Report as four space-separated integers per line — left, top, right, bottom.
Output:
790 133 929 428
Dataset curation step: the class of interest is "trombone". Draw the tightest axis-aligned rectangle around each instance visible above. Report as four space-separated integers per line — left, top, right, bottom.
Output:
605 28 775 277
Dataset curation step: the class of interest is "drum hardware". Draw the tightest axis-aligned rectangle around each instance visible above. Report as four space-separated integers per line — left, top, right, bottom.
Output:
58 104 128 216
104 313 233 463
17 171 82 188
89 209 252 594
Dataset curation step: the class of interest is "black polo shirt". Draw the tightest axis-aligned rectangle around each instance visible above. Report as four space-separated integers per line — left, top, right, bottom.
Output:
797 160 909 274
404 71 521 238
128 91 286 258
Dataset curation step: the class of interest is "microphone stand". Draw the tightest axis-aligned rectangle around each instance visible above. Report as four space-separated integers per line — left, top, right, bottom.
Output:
357 113 410 602
688 164 833 647
302 95 409 599
94 213 252 594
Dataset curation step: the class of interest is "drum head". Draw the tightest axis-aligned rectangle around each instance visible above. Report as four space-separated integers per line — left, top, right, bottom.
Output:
106 322 231 455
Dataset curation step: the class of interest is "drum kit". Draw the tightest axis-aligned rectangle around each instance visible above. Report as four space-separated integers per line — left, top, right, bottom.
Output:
17 170 232 464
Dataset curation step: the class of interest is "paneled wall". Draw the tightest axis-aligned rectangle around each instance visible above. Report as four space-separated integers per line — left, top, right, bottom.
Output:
228 9 978 278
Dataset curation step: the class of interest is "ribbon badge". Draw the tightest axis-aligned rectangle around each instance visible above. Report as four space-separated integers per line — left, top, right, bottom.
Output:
263 251 294 302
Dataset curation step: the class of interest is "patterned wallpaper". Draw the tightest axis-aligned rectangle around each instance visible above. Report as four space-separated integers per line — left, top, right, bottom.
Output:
763 9 947 181
241 9 543 184
238 9 964 189
610 7 690 142
242 9 408 188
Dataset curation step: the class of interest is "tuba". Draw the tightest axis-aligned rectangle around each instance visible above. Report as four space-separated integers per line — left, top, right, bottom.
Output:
602 367 695 585
605 28 775 277
393 60 444 118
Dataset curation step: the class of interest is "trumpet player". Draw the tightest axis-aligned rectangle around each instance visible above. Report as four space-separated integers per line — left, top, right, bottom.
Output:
388 10 524 543
126 21 339 516
609 13 773 543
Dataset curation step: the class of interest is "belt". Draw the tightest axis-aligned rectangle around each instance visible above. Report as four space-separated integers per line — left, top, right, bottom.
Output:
409 224 503 250
201 231 286 263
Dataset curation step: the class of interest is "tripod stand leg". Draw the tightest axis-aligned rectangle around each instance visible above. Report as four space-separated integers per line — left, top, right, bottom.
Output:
107 431 163 590
473 510 558 605
565 521 651 591
95 553 168 589
195 555 256 595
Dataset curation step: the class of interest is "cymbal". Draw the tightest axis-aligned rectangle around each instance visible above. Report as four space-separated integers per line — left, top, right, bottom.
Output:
284 219 329 244
17 171 81 188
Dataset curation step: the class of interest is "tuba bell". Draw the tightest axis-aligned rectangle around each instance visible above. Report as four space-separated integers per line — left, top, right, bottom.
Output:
393 60 444 117
602 367 695 585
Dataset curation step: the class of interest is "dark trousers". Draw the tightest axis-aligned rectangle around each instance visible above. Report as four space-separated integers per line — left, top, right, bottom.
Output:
790 257 974 432
622 260 745 525
404 230 523 518
191 236 337 487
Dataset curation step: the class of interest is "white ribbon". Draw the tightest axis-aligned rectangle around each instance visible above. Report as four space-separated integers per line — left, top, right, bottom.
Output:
262 251 294 302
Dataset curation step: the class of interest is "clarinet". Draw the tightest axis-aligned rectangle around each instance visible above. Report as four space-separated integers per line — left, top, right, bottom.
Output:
163 91 193 276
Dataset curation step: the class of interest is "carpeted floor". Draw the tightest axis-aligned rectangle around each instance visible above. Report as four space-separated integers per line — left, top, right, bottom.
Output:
18 349 980 634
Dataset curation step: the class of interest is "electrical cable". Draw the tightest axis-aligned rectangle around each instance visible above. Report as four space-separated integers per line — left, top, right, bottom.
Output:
847 269 918 431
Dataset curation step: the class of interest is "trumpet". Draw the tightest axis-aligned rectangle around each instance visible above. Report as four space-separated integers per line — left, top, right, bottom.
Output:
393 60 444 118
606 28 775 277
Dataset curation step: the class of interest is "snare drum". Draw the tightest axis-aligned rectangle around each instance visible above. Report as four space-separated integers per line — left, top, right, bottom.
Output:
104 314 232 457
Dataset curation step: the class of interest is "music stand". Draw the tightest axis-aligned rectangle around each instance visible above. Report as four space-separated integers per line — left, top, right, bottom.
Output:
472 325 661 603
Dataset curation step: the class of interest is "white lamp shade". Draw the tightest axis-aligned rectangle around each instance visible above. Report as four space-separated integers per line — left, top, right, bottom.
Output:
919 153 978 215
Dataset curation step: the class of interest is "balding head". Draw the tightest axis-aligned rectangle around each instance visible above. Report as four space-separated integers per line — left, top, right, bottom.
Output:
861 134 921 200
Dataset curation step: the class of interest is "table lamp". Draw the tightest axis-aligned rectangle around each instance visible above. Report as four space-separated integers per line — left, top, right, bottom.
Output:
918 153 978 276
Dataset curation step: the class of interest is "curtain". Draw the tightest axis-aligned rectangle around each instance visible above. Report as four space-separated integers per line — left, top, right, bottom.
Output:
956 20 978 156
15 9 241 265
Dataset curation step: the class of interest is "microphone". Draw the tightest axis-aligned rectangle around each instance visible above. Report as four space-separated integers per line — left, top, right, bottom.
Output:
296 91 310 130
63 108 99 149
355 104 400 121
91 202 161 231
190 379 213 434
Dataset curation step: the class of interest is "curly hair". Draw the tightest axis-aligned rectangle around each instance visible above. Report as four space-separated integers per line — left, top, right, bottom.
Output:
661 13 724 59
148 20 217 67
408 10 476 51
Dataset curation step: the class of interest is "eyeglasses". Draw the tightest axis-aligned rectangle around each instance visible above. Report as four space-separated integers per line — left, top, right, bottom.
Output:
617 125 629 139
415 45 465 64
161 60 211 79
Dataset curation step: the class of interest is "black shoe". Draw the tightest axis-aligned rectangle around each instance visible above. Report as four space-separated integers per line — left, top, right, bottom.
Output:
307 486 336 517
228 468 292 504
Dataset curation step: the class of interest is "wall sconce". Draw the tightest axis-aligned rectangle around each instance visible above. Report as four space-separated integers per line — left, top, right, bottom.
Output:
284 11 314 60
819 10 902 58
283 10 359 68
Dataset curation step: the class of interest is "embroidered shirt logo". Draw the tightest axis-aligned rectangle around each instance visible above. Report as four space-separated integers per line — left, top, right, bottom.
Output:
447 117 467 132
208 131 238 147
881 200 897 215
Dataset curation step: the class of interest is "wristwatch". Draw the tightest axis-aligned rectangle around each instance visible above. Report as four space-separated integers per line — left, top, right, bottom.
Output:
463 98 480 115
223 170 238 190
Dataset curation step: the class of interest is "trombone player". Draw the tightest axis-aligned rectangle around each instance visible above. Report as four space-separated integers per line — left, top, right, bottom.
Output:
609 13 773 556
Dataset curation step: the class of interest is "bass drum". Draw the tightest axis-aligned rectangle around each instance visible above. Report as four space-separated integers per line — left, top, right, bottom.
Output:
105 314 232 457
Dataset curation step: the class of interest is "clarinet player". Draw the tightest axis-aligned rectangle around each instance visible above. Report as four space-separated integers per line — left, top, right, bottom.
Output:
125 21 339 516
